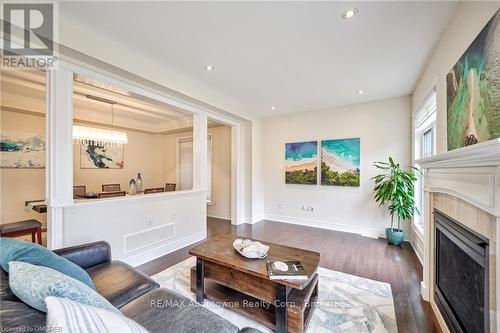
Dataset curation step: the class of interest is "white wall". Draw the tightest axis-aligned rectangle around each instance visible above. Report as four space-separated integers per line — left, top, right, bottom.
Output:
262 96 411 238
209 126 232 220
251 118 265 223
62 190 206 266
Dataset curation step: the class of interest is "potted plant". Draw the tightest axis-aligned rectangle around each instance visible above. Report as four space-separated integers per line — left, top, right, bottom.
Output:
372 157 419 246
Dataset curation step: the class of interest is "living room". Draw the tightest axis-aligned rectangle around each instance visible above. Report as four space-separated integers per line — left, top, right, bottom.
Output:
1 2 499 333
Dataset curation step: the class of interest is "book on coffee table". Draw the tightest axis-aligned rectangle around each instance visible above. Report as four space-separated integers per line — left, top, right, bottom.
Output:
266 260 308 280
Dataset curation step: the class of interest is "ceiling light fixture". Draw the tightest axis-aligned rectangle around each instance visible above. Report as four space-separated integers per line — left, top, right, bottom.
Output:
73 95 128 146
342 8 358 20
271 106 276 111
357 90 365 95
73 125 128 146
204 65 214 71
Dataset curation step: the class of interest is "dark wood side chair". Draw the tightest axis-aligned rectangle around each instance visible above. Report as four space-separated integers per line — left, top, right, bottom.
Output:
144 188 165 194
97 191 126 198
102 184 121 192
165 183 176 192
0 219 43 245
73 185 86 198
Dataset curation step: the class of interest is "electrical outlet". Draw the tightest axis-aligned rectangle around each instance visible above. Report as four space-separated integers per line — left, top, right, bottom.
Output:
171 212 176 221
278 203 283 209
146 215 153 226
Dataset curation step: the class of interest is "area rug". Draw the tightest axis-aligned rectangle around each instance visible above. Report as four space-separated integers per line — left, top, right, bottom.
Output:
152 257 398 333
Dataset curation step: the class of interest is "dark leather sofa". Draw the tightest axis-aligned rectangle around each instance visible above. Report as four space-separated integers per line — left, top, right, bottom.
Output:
0 241 255 333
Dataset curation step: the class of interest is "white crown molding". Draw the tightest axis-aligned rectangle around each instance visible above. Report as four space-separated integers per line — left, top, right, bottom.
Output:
1 91 194 134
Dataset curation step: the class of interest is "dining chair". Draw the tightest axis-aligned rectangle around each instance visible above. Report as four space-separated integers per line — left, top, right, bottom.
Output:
165 183 176 192
73 185 86 198
144 187 165 194
97 191 126 198
102 184 121 192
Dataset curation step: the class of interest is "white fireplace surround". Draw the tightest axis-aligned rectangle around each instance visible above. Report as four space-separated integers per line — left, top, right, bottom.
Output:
416 138 500 333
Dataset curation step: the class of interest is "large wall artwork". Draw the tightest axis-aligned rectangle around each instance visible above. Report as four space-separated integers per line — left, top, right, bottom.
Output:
80 143 124 169
285 141 317 185
446 10 500 150
0 131 45 168
321 138 360 187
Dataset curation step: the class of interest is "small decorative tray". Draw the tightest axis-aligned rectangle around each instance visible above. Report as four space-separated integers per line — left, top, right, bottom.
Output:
232 238 270 259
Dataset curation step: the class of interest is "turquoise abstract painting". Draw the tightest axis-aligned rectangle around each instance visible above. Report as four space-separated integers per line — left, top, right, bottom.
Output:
321 138 360 187
447 10 500 150
285 141 317 185
0 131 45 168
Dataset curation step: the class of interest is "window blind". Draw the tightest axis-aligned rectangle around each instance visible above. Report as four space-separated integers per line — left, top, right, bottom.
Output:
178 139 193 191
177 135 213 201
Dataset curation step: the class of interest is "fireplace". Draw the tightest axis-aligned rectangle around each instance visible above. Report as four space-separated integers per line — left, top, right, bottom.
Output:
434 210 489 333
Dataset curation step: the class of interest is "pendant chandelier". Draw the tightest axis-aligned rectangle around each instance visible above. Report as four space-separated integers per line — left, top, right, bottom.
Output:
73 95 128 146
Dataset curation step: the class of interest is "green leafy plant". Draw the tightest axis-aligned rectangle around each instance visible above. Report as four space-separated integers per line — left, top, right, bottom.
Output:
372 157 420 231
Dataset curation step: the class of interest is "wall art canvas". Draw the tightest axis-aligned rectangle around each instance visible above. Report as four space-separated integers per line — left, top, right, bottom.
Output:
0 131 45 168
321 138 360 187
80 143 124 169
447 10 500 150
285 141 317 185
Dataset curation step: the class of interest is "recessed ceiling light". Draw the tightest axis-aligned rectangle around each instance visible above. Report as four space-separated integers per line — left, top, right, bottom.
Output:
342 8 358 20
357 90 365 95
204 65 214 71
271 106 276 111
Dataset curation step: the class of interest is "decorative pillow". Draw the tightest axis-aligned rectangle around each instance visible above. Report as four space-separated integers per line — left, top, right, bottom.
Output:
46 296 149 333
0 237 95 290
8 261 119 314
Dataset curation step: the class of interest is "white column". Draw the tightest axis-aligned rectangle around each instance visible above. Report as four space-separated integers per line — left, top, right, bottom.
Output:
46 68 73 249
421 169 431 301
192 114 208 191
231 124 244 225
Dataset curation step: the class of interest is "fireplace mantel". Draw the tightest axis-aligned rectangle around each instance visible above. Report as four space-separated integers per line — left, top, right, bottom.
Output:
415 138 500 333
416 138 500 169
416 138 500 217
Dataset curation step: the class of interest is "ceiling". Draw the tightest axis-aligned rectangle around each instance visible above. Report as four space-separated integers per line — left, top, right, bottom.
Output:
59 1 458 118
1 70 220 133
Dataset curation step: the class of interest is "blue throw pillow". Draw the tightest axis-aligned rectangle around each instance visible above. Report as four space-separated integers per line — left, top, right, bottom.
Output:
8 261 119 314
0 237 95 290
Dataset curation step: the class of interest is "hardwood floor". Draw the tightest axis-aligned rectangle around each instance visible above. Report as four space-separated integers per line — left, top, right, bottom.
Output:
137 217 441 333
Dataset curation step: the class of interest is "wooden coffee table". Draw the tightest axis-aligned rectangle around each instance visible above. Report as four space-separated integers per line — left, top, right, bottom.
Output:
189 234 320 333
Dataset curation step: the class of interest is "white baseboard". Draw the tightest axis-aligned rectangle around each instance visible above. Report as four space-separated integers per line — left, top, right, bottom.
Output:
126 231 206 267
253 216 264 224
410 239 424 265
207 211 231 220
264 213 383 239
421 281 430 301
245 215 264 224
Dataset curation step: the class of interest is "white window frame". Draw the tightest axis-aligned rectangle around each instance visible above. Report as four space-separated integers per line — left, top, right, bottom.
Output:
413 86 437 236
421 123 436 159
